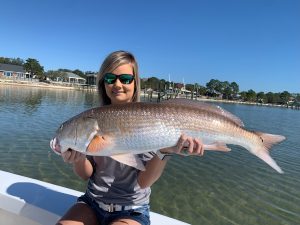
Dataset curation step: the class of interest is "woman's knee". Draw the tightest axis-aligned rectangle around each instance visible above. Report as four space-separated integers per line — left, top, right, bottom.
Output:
56 203 98 225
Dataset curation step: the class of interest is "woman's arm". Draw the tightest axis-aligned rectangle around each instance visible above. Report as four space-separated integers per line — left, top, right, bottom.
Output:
137 134 204 189
62 150 94 180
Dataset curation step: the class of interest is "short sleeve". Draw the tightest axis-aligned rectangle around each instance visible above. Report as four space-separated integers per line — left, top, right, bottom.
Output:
138 152 156 166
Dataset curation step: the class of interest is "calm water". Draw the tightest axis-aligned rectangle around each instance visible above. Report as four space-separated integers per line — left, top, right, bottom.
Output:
0 85 299 225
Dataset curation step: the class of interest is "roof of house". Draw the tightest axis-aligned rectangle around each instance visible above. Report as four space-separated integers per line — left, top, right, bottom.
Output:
0 63 25 73
86 73 97 78
65 72 86 80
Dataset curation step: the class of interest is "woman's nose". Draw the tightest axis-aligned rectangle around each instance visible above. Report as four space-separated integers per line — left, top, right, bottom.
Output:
113 78 122 87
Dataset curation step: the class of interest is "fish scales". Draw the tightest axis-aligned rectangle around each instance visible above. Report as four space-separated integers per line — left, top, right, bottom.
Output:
50 100 285 173
92 103 246 150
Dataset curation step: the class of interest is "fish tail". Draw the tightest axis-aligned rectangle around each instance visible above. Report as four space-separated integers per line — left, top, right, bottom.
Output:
253 132 286 174
255 150 283 173
255 132 286 150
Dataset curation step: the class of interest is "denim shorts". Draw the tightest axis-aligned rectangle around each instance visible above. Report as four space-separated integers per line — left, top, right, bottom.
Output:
78 194 150 225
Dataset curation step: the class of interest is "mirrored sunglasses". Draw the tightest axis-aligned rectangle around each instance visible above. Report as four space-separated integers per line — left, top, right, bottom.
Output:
104 73 135 85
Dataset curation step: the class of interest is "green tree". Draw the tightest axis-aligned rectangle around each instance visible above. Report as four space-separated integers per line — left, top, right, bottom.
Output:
73 69 85 78
158 79 166 92
11 57 24 66
230 82 239 97
185 84 194 91
144 77 160 90
58 68 72 72
198 85 207 96
220 81 231 99
152 77 160 90
274 93 281 104
266 92 275 104
215 81 225 93
266 92 283 104
246 89 257 102
239 91 247 101
85 71 96 75
0 57 24 65
24 58 44 79
206 79 221 96
0 57 10 64
279 91 291 105
256 92 266 103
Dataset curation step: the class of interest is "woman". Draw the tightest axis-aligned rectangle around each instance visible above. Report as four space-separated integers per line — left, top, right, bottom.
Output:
56 50 204 225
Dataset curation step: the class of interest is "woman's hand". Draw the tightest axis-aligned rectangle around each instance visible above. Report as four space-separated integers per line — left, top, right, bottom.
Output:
160 134 204 156
61 149 86 163
53 146 92 180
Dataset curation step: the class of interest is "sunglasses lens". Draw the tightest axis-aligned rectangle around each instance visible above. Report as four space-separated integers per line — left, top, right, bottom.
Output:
104 73 116 84
104 73 134 84
119 75 134 84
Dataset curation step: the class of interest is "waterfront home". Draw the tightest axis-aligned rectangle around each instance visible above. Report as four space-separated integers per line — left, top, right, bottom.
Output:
56 72 86 84
86 73 97 85
0 63 29 79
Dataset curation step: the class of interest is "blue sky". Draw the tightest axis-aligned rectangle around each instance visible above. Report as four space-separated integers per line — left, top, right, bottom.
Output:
1 0 299 93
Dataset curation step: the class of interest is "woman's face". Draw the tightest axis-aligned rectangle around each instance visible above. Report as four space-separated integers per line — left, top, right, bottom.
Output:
104 64 135 105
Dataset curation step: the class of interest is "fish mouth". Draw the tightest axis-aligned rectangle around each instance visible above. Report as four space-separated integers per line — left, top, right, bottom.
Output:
50 137 61 154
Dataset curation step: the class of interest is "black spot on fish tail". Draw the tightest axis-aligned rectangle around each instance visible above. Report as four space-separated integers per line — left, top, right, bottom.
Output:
260 136 264 143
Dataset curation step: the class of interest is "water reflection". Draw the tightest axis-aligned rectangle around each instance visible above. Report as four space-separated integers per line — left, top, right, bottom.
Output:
0 85 99 116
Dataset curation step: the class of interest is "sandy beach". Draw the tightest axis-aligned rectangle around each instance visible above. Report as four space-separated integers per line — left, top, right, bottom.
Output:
0 78 96 91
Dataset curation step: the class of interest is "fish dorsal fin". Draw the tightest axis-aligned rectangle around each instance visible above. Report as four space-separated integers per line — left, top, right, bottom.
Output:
161 98 244 127
111 154 145 171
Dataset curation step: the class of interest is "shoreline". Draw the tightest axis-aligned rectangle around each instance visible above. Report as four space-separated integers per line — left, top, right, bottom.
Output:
0 78 96 91
1 79 298 109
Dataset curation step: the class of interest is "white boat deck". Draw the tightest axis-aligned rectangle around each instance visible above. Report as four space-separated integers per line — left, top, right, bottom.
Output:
0 170 190 225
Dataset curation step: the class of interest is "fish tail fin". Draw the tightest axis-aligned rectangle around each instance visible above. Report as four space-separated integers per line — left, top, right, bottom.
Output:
255 132 286 150
255 149 284 174
253 132 286 174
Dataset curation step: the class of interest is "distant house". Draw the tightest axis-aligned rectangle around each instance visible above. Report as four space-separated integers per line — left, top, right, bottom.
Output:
86 73 97 85
181 88 191 95
57 72 86 84
0 63 28 79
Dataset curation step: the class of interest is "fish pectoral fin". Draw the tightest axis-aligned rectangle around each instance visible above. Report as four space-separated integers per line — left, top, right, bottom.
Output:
87 134 110 153
203 142 231 152
111 154 145 171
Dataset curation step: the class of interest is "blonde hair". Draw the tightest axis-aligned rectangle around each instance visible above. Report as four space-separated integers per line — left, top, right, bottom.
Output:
96 50 140 106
